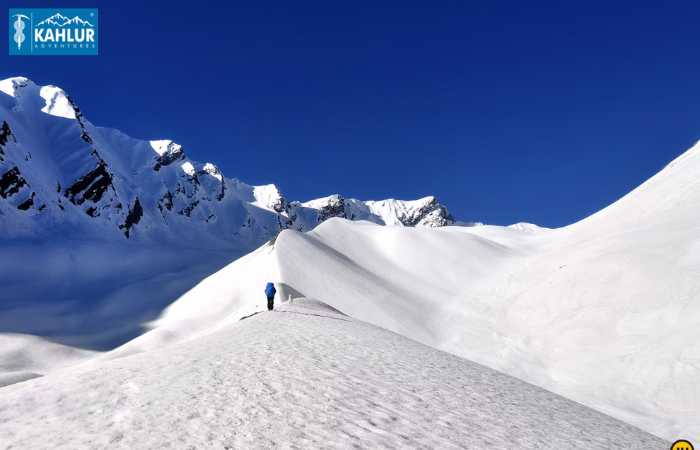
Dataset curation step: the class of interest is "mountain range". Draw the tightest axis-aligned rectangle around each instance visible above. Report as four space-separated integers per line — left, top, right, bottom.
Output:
0 77 468 245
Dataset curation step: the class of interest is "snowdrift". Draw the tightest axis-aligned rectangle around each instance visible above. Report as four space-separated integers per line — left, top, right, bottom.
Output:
0 299 667 449
0 333 98 388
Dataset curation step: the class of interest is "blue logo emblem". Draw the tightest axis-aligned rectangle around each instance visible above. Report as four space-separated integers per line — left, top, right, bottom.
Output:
9 9 98 55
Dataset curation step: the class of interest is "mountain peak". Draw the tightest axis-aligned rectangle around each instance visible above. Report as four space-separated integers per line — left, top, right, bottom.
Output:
0 77 29 98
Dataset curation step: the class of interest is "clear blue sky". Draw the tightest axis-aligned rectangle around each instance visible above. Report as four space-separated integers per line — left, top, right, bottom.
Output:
4 0 700 227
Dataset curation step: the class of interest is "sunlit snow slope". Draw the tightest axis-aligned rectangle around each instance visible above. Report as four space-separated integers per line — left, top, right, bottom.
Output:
122 141 700 442
0 299 668 450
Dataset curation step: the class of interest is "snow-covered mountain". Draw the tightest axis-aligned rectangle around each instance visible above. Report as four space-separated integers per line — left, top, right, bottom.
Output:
0 77 463 245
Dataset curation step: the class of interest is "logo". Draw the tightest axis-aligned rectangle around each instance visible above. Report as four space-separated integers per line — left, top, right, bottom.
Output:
672 440 694 450
12 14 29 50
9 9 98 55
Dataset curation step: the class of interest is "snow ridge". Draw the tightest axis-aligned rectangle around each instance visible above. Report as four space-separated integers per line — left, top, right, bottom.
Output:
0 298 668 449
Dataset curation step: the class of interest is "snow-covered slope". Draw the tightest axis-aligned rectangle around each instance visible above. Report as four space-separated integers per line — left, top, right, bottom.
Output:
109 140 700 442
0 76 468 349
0 299 668 449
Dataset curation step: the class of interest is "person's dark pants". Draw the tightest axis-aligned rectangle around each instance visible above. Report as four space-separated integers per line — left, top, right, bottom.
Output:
267 296 274 310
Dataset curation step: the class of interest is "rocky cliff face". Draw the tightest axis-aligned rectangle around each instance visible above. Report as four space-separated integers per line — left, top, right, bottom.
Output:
0 77 475 245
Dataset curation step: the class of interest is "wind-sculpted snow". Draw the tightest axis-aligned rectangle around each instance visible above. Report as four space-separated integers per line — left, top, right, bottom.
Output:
120 140 700 442
0 299 668 450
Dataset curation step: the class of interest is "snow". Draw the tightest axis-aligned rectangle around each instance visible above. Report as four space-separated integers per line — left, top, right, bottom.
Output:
508 222 549 233
39 86 76 119
148 139 174 156
0 299 668 449
0 333 98 376
300 194 343 210
1 75 695 445
202 163 223 182
252 184 288 214
103 141 700 443
181 161 196 176
299 195 456 228
0 77 27 97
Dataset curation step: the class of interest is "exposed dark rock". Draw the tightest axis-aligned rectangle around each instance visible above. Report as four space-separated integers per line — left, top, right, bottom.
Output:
0 167 28 199
64 163 112 205
402 197 455 227
118 198 143 238
17 193 35 210
159 190 174 211
317 196 347 222
80 131 93 144
64 94 84 123
86 206 98 217
184 174 201 199
0 121 16 149
38 204 46 212
215 181 226 201
157 203 168 224
273 197 291 215
153 146 186 172
178 200 200 218
277 215 292 231
0 121 17 162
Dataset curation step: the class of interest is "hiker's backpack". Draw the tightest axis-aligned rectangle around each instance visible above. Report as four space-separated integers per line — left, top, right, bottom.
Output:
265 282 275 297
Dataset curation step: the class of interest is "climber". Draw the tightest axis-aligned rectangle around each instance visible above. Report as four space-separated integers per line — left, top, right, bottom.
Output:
265 282 276 311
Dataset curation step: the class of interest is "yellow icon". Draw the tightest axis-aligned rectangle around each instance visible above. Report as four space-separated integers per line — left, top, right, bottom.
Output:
671 440 694 450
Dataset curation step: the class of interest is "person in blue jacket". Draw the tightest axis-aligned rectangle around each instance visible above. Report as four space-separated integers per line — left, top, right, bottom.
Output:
265 282 276 311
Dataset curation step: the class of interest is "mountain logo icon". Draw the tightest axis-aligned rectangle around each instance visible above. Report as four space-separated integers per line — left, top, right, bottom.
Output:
12 15 29 50
35 13 94 28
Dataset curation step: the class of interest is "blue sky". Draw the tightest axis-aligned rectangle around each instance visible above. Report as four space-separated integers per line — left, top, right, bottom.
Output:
3 0 700 227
